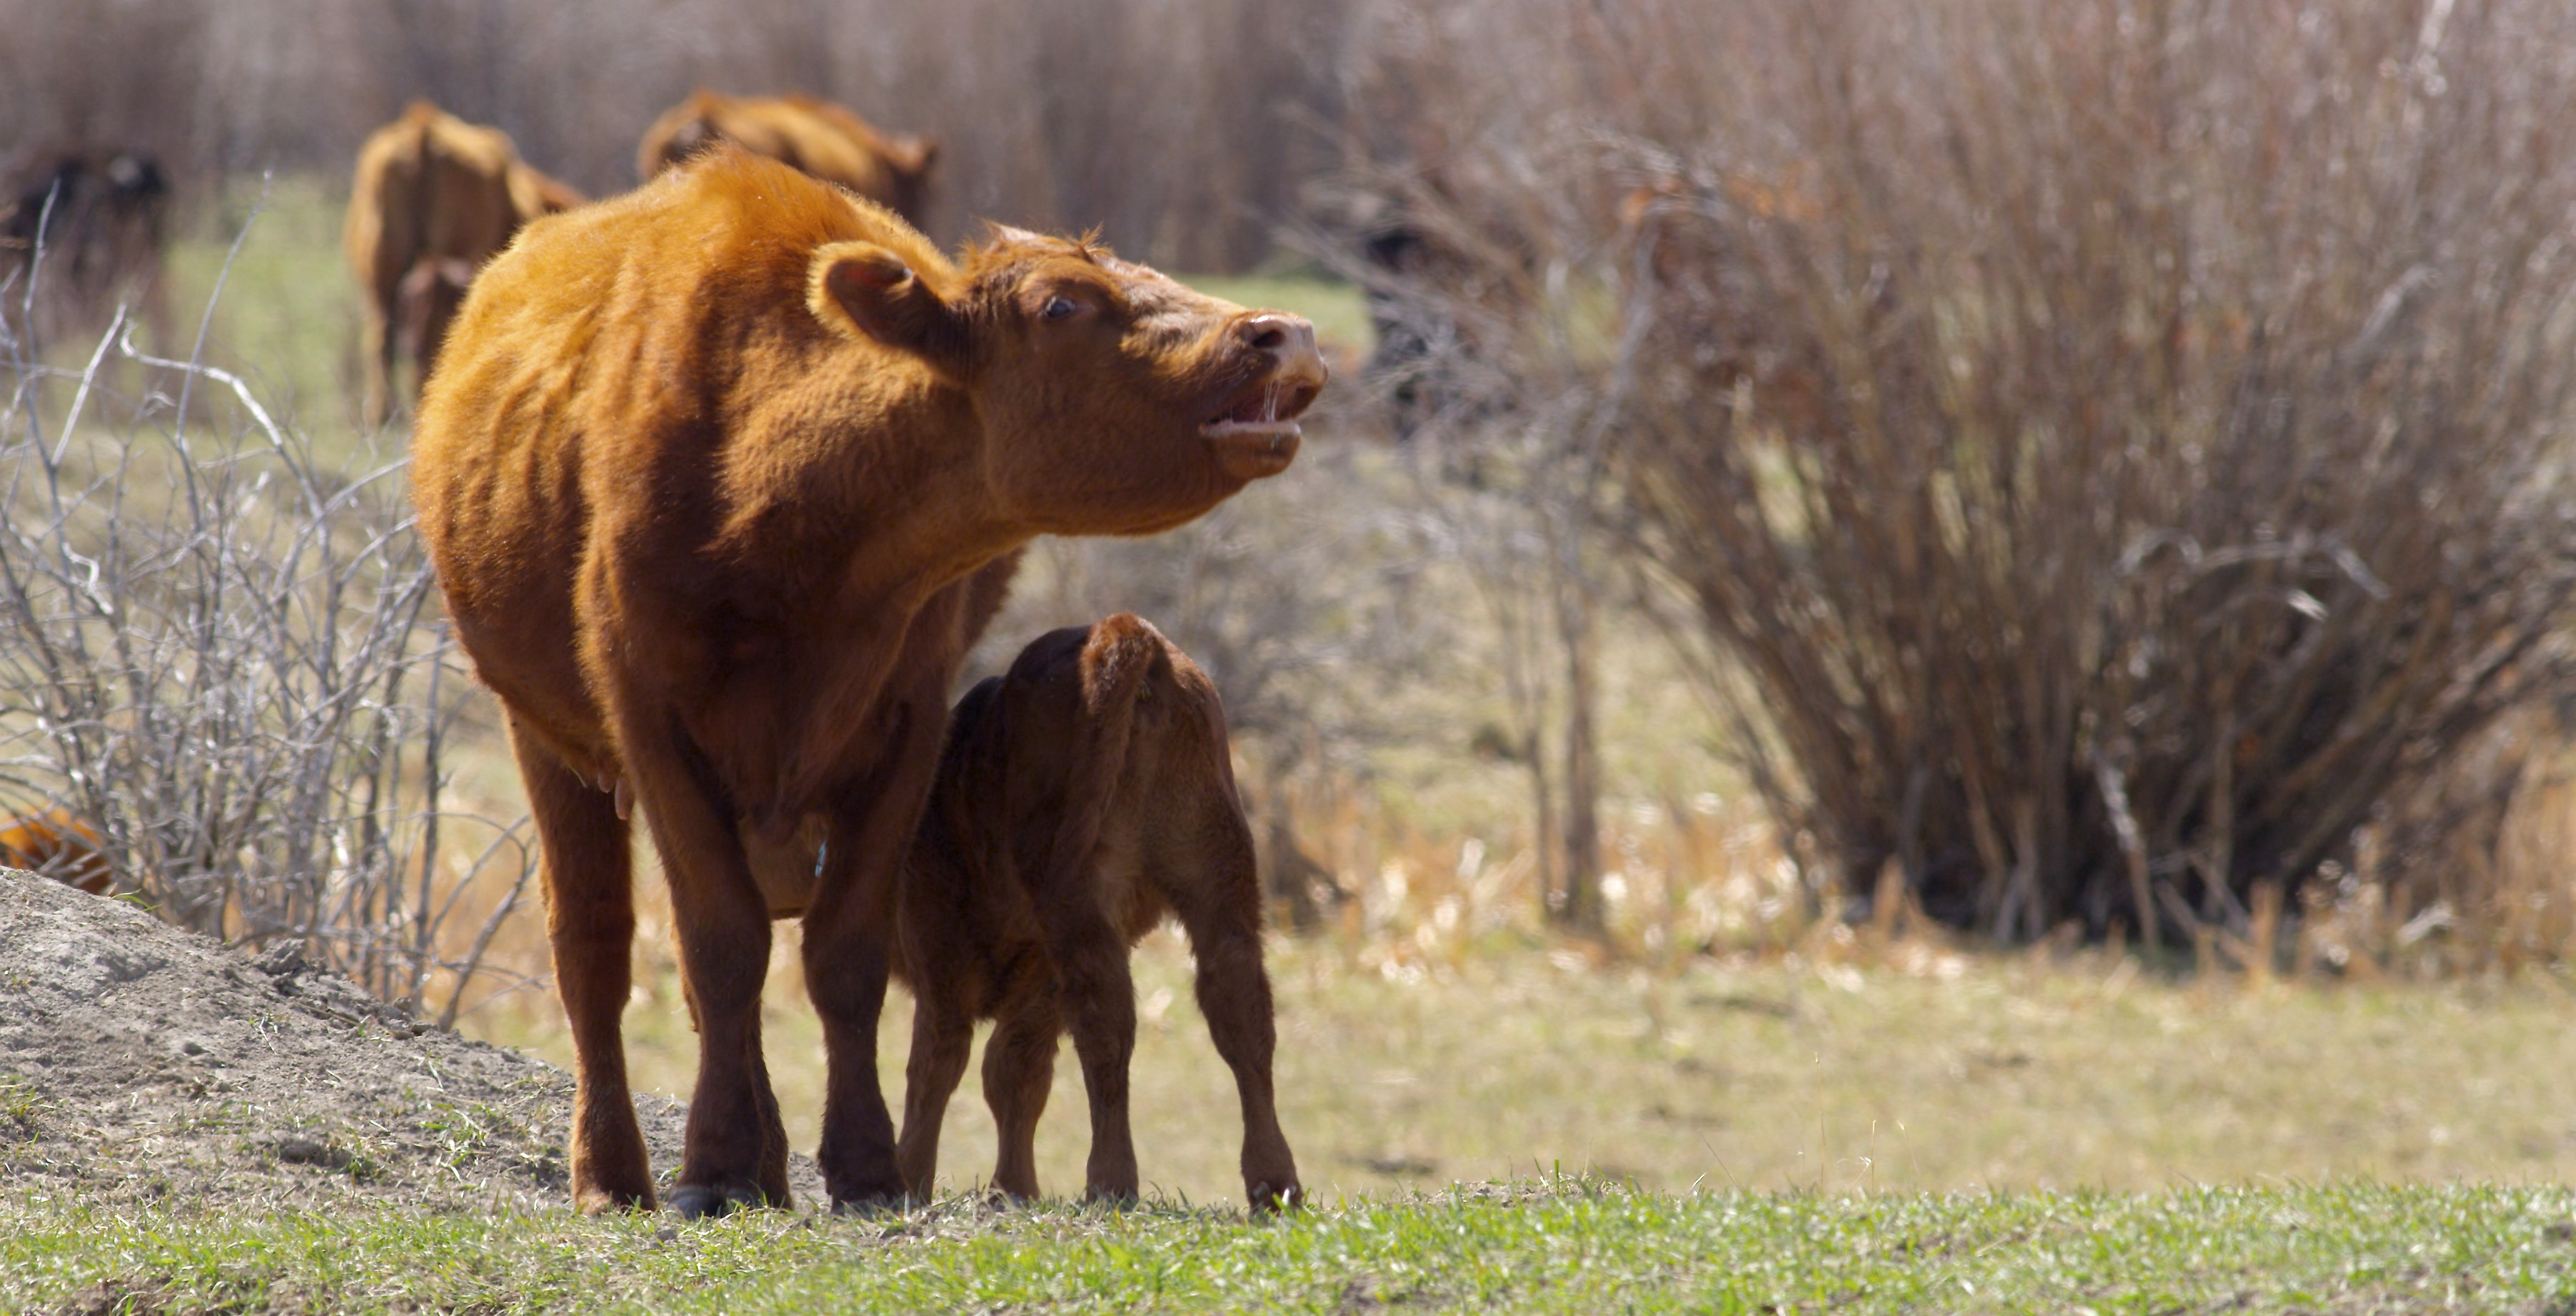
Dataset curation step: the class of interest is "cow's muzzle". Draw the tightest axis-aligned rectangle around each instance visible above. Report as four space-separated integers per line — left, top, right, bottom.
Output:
1203 313 1327 480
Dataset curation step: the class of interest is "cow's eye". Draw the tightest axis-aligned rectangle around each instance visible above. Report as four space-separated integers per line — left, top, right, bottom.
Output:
1041 295 1079 321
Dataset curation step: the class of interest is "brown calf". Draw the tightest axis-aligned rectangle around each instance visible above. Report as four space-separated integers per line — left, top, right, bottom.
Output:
0 807 112 895
411 147 1323 1217
638 91 937 225
893 616 1300 1211
345 102 583 426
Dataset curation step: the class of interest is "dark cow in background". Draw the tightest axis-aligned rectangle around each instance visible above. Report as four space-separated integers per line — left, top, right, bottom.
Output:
892 615 1301 1211
0 148 172 353
638 91 938 226
344 102 584 426
1335 186 1521 443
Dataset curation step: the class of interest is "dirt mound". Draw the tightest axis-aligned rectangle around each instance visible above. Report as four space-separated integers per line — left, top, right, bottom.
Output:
0 866 822 1212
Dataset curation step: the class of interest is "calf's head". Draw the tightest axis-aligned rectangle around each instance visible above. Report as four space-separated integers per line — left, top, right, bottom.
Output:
809 228 1327 537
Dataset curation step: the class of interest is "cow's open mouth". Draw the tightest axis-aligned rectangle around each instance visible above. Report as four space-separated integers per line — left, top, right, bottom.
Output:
1201 377 1318 479
1200 376 1321 441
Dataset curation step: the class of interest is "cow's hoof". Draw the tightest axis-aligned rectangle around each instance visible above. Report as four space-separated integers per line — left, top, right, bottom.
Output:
829 1191 907 1217
573 1185 657 1216
1249 1180 1305 1216
666 1182 765 1220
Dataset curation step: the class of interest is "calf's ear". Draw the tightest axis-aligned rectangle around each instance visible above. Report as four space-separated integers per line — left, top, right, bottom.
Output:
810 242 970 376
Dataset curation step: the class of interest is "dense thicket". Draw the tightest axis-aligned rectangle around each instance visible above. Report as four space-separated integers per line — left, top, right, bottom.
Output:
1326 0 2576 945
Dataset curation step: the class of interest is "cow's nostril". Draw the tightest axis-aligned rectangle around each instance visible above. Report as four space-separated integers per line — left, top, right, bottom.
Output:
1238 312 1311 355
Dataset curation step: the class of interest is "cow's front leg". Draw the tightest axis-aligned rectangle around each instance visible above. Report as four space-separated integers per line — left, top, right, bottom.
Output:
803 694 948 1210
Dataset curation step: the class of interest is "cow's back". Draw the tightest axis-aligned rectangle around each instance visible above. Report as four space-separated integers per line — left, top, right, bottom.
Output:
346 106 519 308
411 148 949 772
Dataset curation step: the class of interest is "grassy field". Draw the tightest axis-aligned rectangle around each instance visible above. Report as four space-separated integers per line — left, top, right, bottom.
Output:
142 177 1374 439
22 173 2576 1312
5 1180 2569 1314
470 936 2576 1208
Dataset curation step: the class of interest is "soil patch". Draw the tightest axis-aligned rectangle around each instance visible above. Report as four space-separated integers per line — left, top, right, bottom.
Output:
0 866 822 1212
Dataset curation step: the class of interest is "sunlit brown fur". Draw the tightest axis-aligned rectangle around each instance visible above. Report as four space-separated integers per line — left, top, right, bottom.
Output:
410 147 1321 1216
892 616 1301 1211
0 807 112 896
345 102 583 426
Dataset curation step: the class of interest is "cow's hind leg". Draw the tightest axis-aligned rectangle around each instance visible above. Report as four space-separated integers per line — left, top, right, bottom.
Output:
513 722 652 1212
616 717 781 1218
980 965 1061 1202
359 304 395 428
1172 881 1302 1212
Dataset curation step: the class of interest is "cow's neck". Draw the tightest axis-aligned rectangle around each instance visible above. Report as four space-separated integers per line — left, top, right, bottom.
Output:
734 390 1032 818
815 395 1034 610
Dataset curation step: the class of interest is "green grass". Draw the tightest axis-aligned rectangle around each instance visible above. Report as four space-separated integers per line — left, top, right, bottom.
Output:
162 174 370 436
1187 273 1376 360
4 1180 2569 1313
0 1074 43 1144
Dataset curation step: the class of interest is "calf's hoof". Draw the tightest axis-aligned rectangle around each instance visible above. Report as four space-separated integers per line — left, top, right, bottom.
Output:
666 1182 768 1220
1250 1179 1305 1216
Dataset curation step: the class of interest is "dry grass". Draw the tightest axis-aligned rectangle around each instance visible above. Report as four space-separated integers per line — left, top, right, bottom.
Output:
471 920 2576 1206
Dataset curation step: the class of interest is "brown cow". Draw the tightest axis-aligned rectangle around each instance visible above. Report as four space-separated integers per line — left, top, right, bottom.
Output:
0 148 171 352
637 91 937 225
0 807 113 895
892 616 1301 1211
345 102 583 426
410 146 1324 1217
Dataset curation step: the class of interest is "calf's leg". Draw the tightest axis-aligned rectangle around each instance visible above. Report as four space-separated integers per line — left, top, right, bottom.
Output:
1175 896 1302 1212
1038 899 1142 1203
749 1032 791 1206
896 990 975 1201
512 722 652 1212
980 969 1062 1201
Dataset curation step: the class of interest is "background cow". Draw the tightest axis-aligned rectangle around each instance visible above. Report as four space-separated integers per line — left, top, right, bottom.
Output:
0 148 171 354
892 615 1301 1212
410 147 1322 1217
637 91 937 225
344 102 583 426
0 807 113 896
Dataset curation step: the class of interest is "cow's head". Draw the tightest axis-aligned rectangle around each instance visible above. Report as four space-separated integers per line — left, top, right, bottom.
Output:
808 227 1326 536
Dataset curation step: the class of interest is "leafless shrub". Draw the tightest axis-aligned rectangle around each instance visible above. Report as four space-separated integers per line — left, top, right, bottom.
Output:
0 233 534 1025
1295 0 1667 933
1613 0 2576 943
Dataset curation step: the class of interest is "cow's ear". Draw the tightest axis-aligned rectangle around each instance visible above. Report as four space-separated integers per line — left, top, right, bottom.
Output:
810 242 969 375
